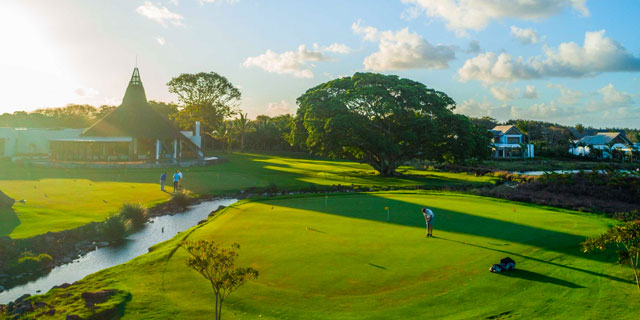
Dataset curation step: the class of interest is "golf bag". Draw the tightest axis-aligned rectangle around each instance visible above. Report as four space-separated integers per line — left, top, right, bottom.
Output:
489 257 516 273
500 257 516 271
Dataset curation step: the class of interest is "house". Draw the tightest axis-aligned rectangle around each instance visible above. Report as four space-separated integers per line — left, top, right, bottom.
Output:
49 67 203 162
569 132 633 159
489 125 534 159
1 67 203 164
0 127 84 158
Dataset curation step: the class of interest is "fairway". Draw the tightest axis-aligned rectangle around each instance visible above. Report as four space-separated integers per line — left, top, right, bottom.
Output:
37 191 639 319
0 179 169 239
0 153 497 239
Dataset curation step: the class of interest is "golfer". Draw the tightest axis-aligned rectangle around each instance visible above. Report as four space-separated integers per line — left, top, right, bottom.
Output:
422 208 434 237
172 171 180 193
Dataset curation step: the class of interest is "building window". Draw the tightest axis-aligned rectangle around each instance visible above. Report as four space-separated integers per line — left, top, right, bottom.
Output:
507 137 520 144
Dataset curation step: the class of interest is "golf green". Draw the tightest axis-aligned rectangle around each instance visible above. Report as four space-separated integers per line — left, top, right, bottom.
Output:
34 191 639 319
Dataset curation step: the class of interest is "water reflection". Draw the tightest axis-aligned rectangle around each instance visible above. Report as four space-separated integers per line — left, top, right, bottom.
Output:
0 198 237 303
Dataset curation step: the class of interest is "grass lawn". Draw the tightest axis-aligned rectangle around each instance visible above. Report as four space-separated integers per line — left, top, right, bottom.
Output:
31 191 639 319
0 153 497 239
0 179 169 239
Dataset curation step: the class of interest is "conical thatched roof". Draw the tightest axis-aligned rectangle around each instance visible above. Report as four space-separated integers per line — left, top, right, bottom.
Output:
82 68 187 141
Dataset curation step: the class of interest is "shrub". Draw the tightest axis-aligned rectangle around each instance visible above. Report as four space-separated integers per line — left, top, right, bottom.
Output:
99 215 127 242
120 203 148 229
265 182 278 193
8 252 54 273
171 190 192 209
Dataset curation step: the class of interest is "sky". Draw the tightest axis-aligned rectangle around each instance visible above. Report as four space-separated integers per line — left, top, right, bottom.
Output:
1 0 639 128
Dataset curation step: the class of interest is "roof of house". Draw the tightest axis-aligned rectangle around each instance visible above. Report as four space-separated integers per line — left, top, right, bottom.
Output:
578 132 631 146
490 125 522 136
82 68 192 143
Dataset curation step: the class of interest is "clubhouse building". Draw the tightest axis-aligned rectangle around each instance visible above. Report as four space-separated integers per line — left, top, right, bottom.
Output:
0 68 204 166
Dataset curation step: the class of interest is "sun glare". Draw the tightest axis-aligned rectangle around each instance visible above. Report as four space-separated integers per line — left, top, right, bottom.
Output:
0 3 77 113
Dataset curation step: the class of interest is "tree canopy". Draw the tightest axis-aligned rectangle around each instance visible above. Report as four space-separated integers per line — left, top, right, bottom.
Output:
167 72 241 133
291 72 490 176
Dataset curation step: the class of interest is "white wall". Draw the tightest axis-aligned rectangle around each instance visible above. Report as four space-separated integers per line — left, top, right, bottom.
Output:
0 128 84 157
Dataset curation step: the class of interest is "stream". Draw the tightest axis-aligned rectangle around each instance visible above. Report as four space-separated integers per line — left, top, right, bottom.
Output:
0 198 237 304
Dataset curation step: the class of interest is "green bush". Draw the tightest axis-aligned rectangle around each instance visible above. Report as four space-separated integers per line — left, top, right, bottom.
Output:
99 215 127 242
170 190 192 209
120 203 148 229
7 252 54 273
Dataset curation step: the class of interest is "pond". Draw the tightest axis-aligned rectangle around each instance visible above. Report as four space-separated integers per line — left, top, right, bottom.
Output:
0 198 237 303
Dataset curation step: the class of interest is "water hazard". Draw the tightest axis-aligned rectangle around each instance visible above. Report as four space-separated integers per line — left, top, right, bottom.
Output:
0 198 237 303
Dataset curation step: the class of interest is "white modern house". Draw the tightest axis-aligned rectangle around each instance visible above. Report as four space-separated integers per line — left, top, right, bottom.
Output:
0 127 84 158
569 132 633 159
489 125 534 159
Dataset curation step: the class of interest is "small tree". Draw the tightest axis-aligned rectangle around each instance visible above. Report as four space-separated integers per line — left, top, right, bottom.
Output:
234 113 252 152
182 240 259 320
582 220 640 290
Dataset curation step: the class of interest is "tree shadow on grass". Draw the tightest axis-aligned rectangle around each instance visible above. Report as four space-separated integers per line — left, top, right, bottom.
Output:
265 193 626 278
496 269 585 288
436 237 634 285
0 208 20 237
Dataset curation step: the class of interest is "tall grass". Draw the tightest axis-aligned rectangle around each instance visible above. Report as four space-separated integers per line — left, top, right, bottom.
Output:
99 214 127 243
170 190 192 209
120 203 148 229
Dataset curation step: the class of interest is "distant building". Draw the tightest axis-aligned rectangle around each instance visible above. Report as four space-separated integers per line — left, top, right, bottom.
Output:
1 67 203 164
569 132 633 159
489 125 534 159
0 127 84 158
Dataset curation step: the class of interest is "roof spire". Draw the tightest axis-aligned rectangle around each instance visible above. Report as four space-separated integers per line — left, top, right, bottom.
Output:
129 67 142 86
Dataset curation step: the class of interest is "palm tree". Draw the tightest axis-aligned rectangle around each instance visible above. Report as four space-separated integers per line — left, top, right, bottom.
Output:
514 119 531 143
233 113 252 152
575 123 585 136
208 121 233 152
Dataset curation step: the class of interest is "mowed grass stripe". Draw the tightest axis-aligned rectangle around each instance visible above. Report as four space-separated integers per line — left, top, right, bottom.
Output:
144 192 635 320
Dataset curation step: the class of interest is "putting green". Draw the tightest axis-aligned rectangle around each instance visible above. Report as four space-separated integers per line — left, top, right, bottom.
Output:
36 191 638 319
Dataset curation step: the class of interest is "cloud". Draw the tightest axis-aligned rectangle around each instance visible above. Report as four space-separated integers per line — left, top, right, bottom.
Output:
136 1 184 27
323 43 352 54
490 86 520 101
199 0 239 4
546 83 583 105
523 85 538 99
156 36 166 46
465 40 481 54
510 26 544 45
458 30 640 84
74 87 99 97
266 100 293 116
243 45 329 78
402 0 588 35
513 100 573 119
598 83 633 106
169 0 179 5
455 98 514 119
352 21 455 71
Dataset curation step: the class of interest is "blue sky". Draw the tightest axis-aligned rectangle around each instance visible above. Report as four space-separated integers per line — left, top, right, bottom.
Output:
1 0 639 128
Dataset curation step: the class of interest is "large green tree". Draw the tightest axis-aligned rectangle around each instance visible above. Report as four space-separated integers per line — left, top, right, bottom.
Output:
292 73 489 176
167 72 241 133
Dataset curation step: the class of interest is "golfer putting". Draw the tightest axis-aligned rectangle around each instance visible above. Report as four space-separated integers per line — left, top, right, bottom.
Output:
422 208 434 237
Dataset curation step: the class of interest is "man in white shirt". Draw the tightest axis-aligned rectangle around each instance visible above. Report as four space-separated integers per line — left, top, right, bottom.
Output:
422 208 434 237
178 170 183 190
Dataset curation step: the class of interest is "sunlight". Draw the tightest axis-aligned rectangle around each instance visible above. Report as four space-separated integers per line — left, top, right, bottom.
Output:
0 3 77 113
